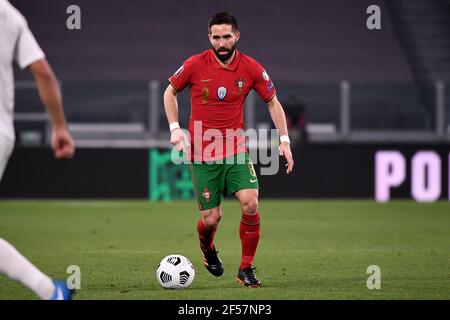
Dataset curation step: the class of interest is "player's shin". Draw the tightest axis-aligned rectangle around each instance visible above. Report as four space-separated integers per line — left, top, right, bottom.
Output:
197 218 217 253
239 212 261 269
0 238 55 300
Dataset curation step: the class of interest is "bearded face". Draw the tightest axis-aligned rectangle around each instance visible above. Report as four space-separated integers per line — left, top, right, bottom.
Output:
209 24 240 63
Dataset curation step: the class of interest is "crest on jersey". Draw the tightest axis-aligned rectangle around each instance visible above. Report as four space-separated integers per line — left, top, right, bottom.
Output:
173 65 184 78
235 78 246 93
202 188 211 203
262 70 270 81
217 87 227 100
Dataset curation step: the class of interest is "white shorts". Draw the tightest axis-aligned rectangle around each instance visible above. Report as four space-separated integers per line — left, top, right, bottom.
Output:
0 133 14 181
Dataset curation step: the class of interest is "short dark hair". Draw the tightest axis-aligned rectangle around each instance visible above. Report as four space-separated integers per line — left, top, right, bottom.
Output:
208 11 239 33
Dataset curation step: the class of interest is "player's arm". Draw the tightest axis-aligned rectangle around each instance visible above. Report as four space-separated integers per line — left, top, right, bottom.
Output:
28 59 75 159
163 84 180 126
163 84 189 152
267 95 294 174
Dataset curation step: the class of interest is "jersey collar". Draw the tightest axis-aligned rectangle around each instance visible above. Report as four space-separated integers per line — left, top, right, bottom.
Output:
209 49 241 71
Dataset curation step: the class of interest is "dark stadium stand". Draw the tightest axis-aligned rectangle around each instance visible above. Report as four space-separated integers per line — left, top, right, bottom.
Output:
387 0 450 82
386 0 450 130
9 0 450 141
12 0 413 82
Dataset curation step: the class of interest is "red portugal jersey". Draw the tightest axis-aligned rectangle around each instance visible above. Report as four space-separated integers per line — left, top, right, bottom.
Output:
168 49 276 161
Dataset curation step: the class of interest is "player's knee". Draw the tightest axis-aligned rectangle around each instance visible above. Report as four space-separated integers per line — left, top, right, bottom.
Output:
204 215 220 227
242 198 258 215
202 209 221 227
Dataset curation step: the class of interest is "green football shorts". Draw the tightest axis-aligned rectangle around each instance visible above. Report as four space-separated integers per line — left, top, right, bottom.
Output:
190 153 259 210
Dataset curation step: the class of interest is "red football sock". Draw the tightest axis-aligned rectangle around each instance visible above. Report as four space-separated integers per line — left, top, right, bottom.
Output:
239 212 261 269
197 218 217 253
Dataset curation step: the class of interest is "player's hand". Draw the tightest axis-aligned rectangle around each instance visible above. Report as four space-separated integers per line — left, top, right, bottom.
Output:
51 127 75 160
170 128 190 153
279 142 294 174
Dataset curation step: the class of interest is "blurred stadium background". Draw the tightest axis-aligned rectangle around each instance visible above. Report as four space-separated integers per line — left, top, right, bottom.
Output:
0 0 449 300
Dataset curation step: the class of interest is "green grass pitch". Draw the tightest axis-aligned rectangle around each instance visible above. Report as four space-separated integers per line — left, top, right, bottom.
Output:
0 199 449 300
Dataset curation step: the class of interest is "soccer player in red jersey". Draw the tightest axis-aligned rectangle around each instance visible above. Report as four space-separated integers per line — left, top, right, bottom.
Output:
163 11 294 287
